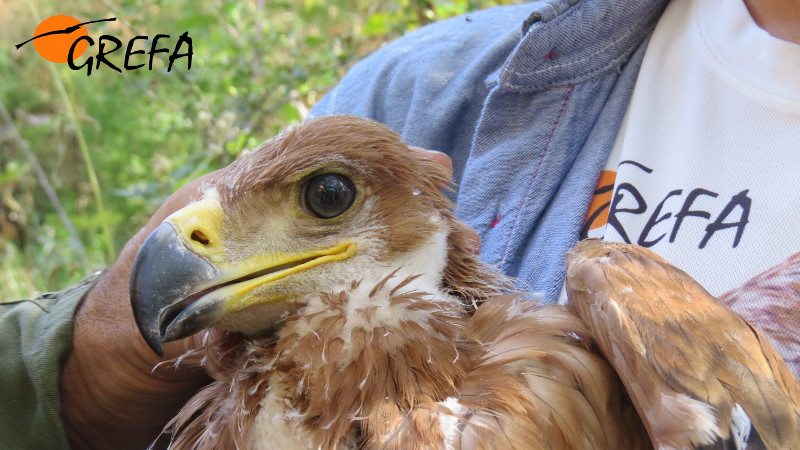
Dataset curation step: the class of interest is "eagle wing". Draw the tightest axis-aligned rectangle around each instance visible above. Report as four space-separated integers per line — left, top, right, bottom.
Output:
565 239 800 449
448 295 649 449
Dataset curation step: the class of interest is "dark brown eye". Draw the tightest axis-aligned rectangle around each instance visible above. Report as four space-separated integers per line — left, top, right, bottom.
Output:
302 173 356 219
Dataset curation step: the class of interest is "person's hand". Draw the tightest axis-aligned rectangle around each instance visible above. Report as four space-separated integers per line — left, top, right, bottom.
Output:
58 147 472 449
61 170 222 449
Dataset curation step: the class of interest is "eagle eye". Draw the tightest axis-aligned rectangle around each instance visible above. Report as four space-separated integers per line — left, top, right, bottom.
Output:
301 173 356 219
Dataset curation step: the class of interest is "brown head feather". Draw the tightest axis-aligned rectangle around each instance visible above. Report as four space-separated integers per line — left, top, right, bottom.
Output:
215 115 511 308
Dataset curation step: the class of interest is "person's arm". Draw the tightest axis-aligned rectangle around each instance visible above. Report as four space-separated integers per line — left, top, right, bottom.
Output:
60 171 221 449
0 274 98 448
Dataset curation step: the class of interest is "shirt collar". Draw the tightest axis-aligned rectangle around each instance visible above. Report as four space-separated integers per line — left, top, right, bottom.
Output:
497 0 670 92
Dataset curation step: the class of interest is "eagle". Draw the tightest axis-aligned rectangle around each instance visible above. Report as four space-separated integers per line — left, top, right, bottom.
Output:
130 115 799 449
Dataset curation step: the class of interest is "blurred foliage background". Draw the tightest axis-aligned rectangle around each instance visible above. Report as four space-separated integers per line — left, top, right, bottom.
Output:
1 0 523 299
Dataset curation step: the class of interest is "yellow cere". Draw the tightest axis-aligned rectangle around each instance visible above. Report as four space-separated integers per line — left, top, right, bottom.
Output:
166 195 227 264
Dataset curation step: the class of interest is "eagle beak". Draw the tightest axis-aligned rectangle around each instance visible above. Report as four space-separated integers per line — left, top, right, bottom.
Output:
130 222 221 356
130 197 357 356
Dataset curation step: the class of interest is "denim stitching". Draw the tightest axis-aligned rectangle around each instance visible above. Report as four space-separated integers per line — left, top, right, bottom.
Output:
498 86 574 269
503 51 631 90
504 2 658 77
505 23 641 77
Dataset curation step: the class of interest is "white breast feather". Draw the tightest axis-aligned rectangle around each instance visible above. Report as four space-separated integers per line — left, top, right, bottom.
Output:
247 225 455 448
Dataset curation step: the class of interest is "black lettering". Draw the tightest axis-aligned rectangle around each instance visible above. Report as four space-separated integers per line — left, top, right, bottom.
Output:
670 188 717 243
168 31 193 71
579 183 614 239
638 189 682 248
619 160 653 173
607 183 647 244
124 35 147 70
68 35 95 76
95 35 122 73
148 34 171 70
699 190 751 249
580 200 611 239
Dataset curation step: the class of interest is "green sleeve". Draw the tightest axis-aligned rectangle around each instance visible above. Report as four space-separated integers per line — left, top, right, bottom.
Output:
0 274 100 449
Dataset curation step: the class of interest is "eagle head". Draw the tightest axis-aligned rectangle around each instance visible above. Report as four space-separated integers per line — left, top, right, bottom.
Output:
131 115 501 355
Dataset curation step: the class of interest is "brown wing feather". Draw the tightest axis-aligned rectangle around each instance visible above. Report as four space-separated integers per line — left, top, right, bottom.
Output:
565 239 800 449
452 295 650 449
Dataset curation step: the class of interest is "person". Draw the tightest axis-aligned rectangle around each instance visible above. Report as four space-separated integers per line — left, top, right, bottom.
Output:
3 0 798 447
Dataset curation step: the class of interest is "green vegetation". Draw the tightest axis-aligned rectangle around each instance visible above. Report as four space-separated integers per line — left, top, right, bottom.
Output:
1 0 522 299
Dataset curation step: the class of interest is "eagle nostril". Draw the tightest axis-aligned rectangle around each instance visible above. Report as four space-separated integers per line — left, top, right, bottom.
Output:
190 229 210 246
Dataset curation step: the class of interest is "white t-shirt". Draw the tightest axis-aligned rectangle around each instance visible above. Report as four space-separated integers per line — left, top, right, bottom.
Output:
583 0 800 297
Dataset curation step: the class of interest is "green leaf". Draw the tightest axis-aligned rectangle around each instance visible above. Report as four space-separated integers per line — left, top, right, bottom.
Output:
276 102 302 122
364 13 390 37
177 13 219 30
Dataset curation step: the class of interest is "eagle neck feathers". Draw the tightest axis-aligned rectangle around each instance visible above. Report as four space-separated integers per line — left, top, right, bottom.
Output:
167 270 477 450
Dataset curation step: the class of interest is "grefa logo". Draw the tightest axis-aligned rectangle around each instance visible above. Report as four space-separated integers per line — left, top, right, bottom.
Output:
15 15 193 76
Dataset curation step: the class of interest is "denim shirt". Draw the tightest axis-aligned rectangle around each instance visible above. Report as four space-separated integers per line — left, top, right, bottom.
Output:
311 0 670 302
